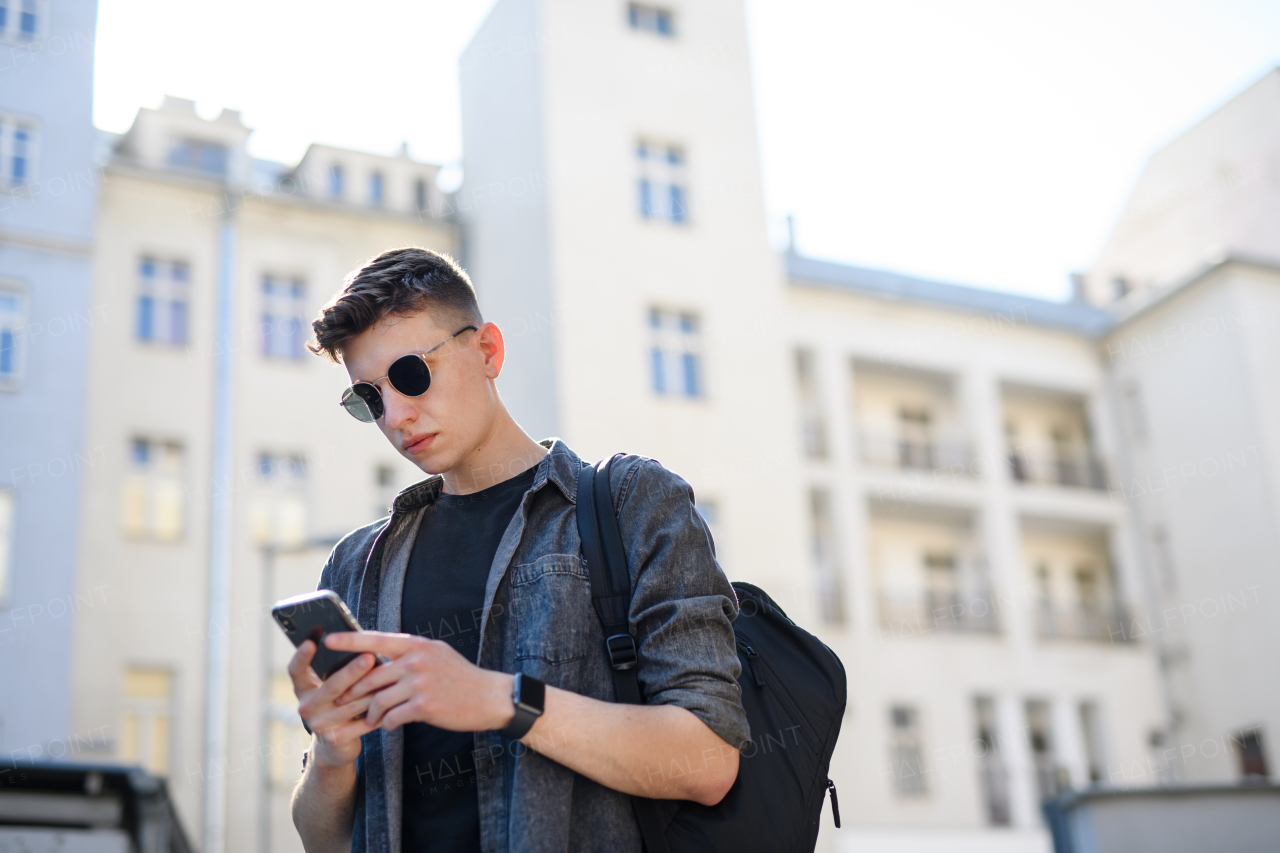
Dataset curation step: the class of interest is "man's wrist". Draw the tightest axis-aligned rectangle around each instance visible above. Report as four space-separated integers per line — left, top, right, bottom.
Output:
487 671 517 732
310 745 359 781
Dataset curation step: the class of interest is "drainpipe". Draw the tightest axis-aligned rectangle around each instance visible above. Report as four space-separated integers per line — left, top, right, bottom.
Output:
203 193 238 853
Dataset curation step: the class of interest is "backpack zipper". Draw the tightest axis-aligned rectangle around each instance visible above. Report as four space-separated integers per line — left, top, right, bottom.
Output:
827 779 841 828
737 639 765 687
747 646 822 753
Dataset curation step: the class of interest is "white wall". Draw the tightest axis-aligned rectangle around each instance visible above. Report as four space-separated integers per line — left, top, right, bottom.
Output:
459 0 561 440
1101 262 1280 782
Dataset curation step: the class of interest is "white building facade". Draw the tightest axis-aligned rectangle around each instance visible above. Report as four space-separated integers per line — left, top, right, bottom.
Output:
459 2 1173 851
1086 68 1280 786
0 0 101 758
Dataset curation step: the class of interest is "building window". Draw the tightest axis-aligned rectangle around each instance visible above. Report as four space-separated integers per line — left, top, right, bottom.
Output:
136 258 190 346
890 705 927 795
328 164 344 199
974 697 1010 825
795 349 828 459
12 126 28 181
0 0 43 42
637 140 688 223
1079 701 1107 784
0 113 38 187
810 488 845 625
414 178 428 214
249 452 309 548
369 171 384 206
1026 700 1062 802
924 551 959 619
0 286 26 385
1121 380 1148 444
1233 727 1269 780
0 488 13 604
19 0 35 38
649 308 702 397
167 138 228 177
898 406 934 469
627 2 674 36
375 464 398 519
262 275 306 360
121 438 185 542
119 667 174 776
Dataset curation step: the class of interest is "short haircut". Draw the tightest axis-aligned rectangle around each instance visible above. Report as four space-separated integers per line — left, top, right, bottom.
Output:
309 247 482 362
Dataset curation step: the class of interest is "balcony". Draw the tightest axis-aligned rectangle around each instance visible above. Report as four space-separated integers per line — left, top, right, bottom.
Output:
860 431 974 474
1009 447 1108 490
1035 601 1132 643
878 589 1001 637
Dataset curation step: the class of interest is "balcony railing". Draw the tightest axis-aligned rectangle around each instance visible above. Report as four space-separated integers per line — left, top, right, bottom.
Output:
1035 601 1132 643
860 432 974 474
878 591 1001 637
1008 448 1108 490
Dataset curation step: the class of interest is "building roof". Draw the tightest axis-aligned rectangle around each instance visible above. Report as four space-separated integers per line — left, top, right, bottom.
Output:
786 252 1113 337
1105 252 1280 329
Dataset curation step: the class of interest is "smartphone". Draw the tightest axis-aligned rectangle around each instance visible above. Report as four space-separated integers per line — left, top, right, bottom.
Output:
272 590 380 680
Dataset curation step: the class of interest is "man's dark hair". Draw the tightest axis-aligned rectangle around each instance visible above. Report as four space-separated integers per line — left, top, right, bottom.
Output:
309 247 482 362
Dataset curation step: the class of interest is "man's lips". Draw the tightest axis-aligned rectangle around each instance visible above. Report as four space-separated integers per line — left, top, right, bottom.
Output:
403 433 436 454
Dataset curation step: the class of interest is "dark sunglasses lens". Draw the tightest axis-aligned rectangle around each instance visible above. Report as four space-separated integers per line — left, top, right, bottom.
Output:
387 355 431 397
341 384 383 422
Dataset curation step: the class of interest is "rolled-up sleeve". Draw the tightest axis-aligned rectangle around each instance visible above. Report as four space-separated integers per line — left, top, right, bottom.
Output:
613 457 750 751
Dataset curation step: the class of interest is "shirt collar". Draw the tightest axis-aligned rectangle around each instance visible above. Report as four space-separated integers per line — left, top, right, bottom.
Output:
390 437 584 514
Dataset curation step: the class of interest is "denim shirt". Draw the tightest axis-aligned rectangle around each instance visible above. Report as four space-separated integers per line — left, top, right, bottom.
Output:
315 439 749 853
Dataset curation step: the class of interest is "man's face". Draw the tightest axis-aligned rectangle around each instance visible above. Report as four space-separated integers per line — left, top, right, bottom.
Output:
341 310 501 475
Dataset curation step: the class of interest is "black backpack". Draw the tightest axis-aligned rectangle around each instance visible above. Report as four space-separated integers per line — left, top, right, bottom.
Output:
577 456 848 853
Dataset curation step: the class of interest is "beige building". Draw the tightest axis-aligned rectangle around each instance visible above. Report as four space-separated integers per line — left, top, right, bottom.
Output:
68 96 456 853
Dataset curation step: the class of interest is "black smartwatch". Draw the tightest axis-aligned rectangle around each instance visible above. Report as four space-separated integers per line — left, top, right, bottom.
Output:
497 673 545 740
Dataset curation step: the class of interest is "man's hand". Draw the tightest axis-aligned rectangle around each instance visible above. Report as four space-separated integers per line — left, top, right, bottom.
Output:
287 640 379 768
323 631 737 806
323 631 515 733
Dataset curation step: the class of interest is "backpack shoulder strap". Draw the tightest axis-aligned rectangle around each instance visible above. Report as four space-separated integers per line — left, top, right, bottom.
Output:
576 455 671 853
577 456 641 703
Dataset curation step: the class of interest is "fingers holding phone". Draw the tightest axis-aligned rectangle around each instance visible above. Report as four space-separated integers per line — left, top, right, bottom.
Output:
275 590 383 768
290 640 378 766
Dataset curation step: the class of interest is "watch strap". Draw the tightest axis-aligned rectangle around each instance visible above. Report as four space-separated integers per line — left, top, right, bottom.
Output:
497 703 539 740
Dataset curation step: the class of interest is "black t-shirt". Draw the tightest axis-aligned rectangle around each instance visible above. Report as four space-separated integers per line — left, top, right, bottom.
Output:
400 465 536 853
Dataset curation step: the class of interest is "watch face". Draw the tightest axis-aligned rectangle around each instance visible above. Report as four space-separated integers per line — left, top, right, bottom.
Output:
518 674 546 714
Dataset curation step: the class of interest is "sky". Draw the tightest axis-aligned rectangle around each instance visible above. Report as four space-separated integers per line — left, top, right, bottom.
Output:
93 0 1280 301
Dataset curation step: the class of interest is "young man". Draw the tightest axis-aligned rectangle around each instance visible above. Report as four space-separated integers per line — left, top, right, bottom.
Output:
288 247 748 853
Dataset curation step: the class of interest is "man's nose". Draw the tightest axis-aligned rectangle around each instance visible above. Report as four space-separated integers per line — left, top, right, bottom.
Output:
381 387 417 431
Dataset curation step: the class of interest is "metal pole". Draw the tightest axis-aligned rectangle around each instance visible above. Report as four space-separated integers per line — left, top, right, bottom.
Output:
258 545 276 853
258 537 340 853
203 200 237 853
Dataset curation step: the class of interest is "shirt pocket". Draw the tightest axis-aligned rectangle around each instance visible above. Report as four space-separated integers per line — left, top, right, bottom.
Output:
510 553 594 666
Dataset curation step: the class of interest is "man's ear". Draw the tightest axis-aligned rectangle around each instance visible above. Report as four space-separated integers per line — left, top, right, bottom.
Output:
476 322 505 379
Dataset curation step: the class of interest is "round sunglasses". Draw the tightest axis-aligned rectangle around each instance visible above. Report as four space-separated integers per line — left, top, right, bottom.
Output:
339 325 477 422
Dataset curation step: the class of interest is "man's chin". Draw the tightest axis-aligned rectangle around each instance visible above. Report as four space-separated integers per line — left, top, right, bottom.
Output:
405 444 453 476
